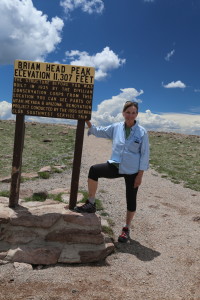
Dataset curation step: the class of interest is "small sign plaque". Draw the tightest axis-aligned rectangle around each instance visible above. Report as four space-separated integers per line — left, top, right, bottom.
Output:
12 60 95 120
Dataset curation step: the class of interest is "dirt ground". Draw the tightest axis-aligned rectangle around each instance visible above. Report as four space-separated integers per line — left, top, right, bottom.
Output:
0 130 199 300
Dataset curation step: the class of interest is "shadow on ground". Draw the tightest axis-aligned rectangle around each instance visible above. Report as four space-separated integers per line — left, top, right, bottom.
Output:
115 239 161 261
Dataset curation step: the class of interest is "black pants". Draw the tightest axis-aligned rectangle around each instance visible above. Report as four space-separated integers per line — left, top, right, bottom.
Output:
88 162 138 212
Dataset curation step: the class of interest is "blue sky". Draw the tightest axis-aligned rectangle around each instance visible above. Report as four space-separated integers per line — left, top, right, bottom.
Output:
0 0 200 135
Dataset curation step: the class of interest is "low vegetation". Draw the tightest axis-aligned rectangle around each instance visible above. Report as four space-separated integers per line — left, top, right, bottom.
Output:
149 131 200 191
0 120 75 178
0 120 199 191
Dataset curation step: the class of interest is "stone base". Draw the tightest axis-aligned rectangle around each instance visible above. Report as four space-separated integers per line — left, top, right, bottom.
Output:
0 197 114 264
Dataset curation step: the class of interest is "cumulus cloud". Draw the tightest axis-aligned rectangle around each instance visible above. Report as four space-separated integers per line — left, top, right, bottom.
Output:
0 101 15 120
91 88 143 125
0 0 64 64
60 0 104 14
88 90 200 135
163 80 186 89
1 94 200 135
64 47 126 80
160 113 200 136
165 49 175 61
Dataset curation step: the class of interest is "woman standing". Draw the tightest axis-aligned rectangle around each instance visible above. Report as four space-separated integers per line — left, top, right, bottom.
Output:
74 101 149 243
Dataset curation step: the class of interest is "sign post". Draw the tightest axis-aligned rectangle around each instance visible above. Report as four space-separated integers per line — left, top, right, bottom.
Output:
9 60 95 208
69 119 85 209
9 114 25 208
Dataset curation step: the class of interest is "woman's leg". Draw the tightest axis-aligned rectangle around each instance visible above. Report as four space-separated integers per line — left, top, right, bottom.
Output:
75 163 120 213
118 174 138 242
87 162 120 199
126 210 135 227
88 178 98 199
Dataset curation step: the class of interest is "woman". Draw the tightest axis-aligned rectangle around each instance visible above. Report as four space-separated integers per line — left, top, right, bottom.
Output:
74 101 149 243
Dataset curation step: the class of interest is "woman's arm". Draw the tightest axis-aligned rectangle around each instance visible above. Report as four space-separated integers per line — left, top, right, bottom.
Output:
85 120 92 128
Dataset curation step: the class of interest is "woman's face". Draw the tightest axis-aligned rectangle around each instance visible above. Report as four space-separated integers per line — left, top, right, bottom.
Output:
122 105 138 126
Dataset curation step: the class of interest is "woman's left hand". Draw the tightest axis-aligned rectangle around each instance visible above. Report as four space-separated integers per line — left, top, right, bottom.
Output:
134 171 144 188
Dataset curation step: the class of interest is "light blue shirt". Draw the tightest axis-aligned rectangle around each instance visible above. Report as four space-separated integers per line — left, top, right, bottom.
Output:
88 121 149 174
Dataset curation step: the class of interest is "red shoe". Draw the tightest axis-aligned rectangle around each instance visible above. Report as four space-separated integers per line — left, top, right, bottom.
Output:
118 227 130 243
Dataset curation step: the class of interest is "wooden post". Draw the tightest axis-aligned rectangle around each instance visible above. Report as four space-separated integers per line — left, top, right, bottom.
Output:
69 120 85 209
9 114 25 208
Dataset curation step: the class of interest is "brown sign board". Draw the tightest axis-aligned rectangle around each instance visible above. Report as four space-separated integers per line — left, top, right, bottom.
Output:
12 60 95 120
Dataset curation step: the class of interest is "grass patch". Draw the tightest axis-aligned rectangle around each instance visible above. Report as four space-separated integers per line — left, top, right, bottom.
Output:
0 120 75 178
0 190 10 197
38 172 50 179
102 225 114 237
100 212 109 217
48 193 64 202
25 194 46 202
149 131 200 191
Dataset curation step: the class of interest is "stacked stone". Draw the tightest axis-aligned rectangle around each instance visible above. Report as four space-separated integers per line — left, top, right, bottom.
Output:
0 197 114 265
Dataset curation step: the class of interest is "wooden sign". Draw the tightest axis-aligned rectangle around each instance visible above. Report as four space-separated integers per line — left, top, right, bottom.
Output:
9 60 95 209
12 60 95 120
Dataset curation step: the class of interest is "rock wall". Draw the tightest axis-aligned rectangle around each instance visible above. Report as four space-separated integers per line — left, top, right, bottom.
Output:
0 197 114 264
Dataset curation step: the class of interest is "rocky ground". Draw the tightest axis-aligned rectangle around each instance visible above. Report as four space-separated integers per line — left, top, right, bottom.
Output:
0 129 200 300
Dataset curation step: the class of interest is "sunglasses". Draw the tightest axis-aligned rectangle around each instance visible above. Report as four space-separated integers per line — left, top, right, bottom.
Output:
125 101 138 106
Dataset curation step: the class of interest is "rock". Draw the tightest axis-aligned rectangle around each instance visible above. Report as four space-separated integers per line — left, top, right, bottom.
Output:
45 230 105 244
61 193 83 203
101 219 109 227
0 176 11 183
38 166 51 173
53 165 64 172
0 210 11 224
58 242 114 264
53 165 66 170
4 229 39 244
0 259 9 265
0 197 9 205
79 242 115 263
61 194 70 203
7 246 61 265
19 189 33 199
13 262 33 270
21 173 39 180
10 210 60 228
63 211 101 233
49 188 70 195
0 200 114 265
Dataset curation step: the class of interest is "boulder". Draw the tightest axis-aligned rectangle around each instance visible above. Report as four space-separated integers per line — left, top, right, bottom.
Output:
0 197 114 265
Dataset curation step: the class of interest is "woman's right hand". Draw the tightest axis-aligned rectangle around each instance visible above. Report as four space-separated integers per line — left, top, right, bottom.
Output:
85 120 92 128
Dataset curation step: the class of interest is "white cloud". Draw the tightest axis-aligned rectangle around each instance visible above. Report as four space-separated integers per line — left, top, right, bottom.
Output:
163 80 186 89
165 49 175 61
64 47 126 80
0 0 64 64
91 88 143 125
88 90 200 135
60 0 104 14
160 113 200 136
1 94 200 135
0 101 15 120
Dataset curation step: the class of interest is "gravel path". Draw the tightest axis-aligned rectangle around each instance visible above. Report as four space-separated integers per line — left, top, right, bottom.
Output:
0 129 200 299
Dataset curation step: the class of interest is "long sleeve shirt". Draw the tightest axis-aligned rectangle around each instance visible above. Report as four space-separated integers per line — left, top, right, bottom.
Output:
88 121 150 175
